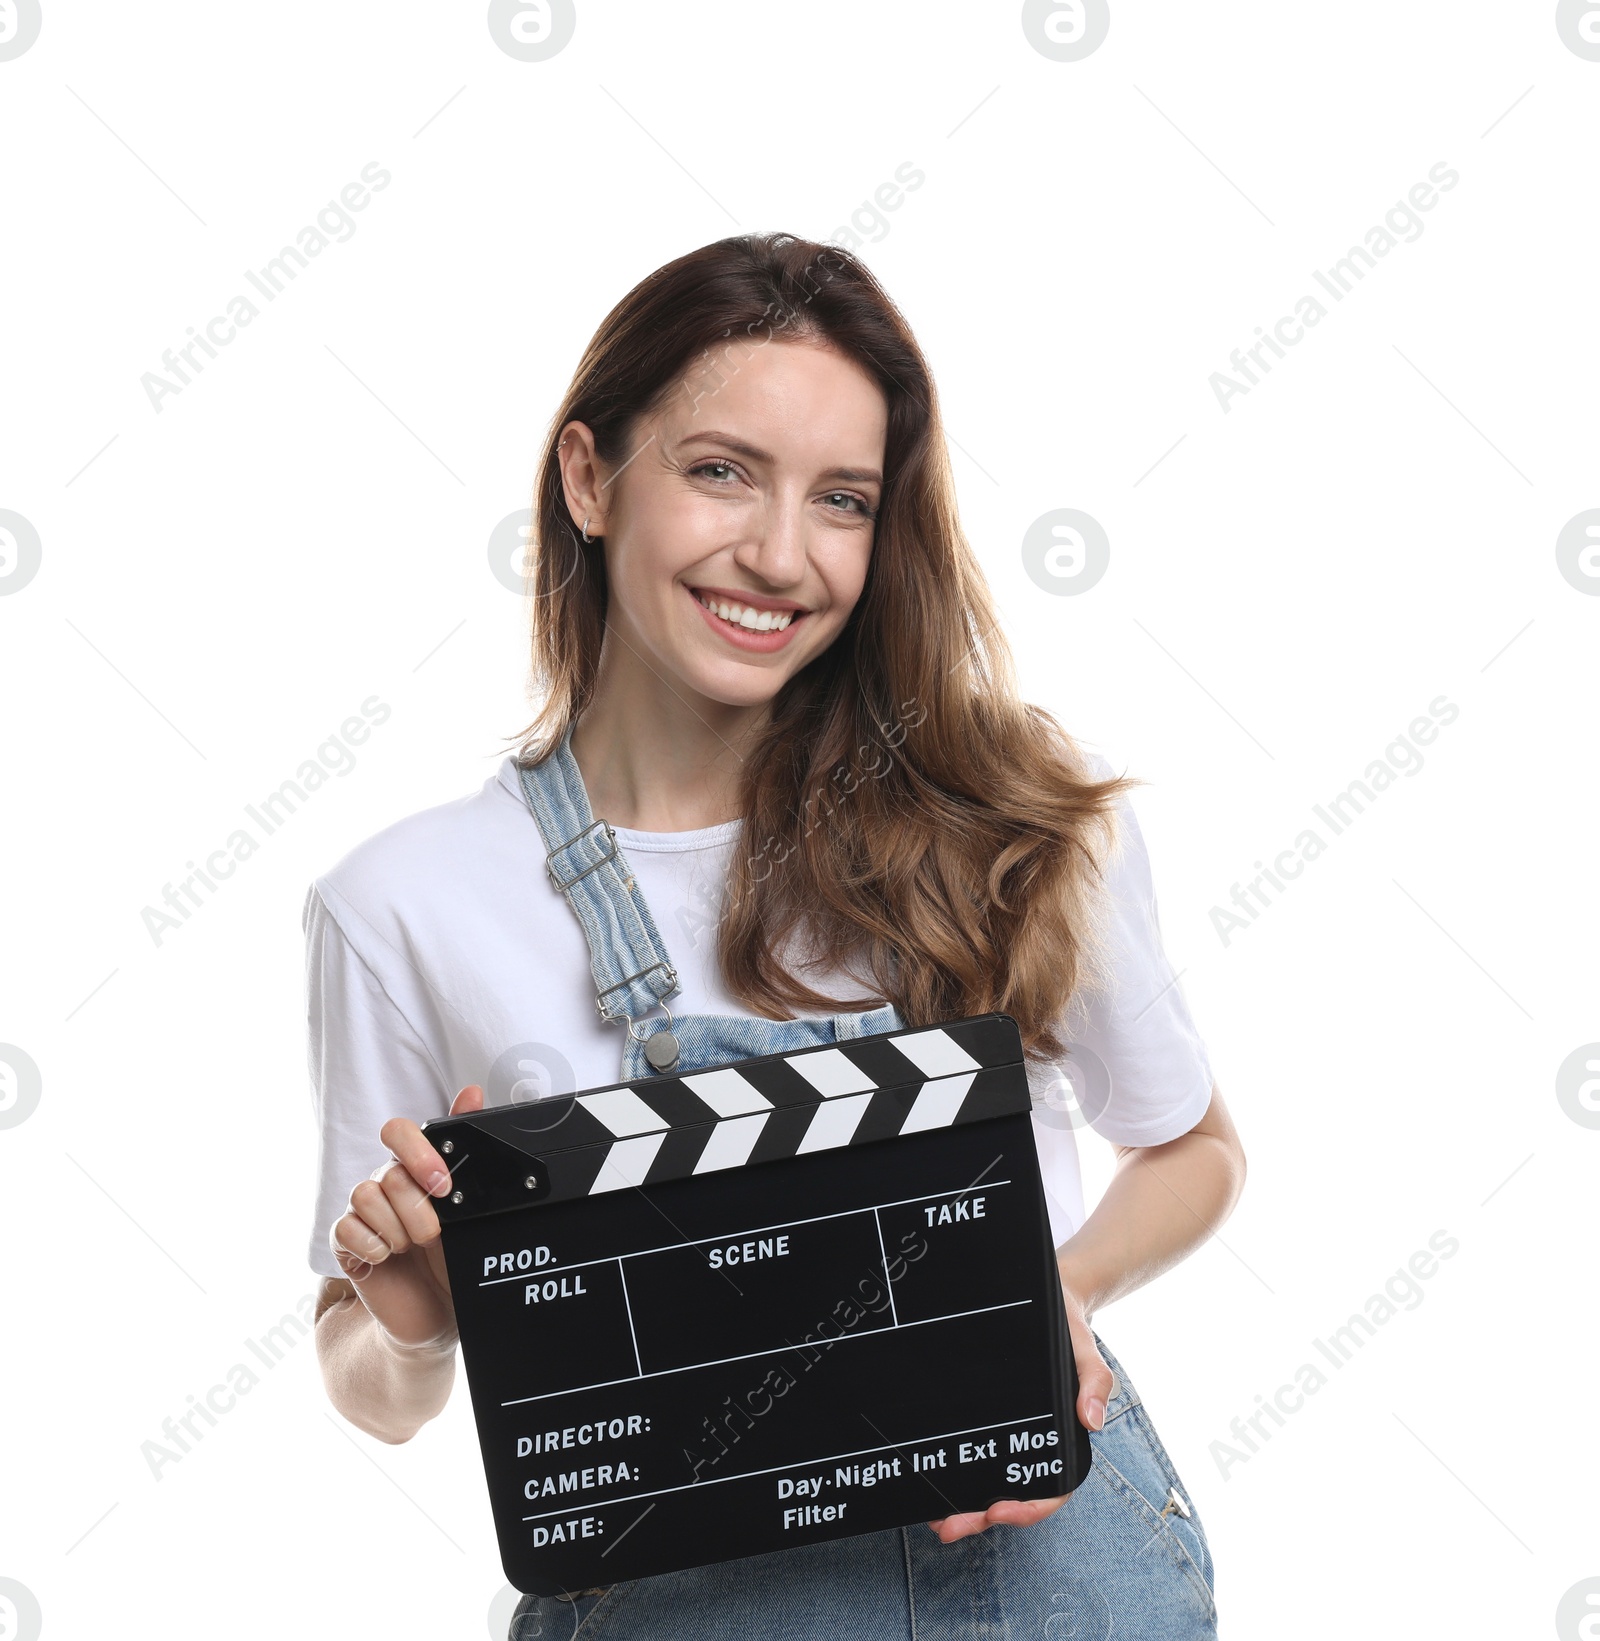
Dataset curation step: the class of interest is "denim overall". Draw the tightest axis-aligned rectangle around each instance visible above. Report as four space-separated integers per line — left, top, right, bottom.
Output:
508 724 1218 1641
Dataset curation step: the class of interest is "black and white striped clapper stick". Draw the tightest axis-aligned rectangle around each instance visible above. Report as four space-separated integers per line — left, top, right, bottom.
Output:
424 1011 1091 1597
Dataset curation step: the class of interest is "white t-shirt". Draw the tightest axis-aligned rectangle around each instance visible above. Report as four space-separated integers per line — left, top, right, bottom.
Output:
301 753 1215 1280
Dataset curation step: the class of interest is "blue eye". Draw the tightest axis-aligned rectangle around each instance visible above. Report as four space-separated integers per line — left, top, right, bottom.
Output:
689 461 874 520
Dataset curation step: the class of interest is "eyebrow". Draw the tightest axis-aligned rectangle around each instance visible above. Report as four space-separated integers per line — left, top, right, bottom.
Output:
676 431 882 487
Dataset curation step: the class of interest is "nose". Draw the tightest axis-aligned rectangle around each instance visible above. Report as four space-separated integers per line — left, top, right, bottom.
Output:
732 487 808 591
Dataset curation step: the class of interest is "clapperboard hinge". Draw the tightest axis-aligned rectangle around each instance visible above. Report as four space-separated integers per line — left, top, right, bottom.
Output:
426 1015 1032 1220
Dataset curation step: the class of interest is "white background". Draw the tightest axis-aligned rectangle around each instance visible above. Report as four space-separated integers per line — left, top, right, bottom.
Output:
2 3 1597 1637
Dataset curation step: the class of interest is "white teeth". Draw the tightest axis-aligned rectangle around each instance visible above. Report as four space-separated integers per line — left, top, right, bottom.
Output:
693 590 794 632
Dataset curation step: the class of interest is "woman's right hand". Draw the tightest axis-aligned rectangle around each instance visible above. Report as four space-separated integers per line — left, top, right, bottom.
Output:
328 1085 485 1354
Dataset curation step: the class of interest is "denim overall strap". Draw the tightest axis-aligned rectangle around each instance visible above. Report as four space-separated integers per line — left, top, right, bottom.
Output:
515 721 682 1029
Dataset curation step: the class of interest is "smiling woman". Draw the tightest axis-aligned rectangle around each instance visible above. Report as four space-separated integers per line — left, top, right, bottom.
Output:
306 231 1243 1641
554 336 883 687
514 237 1140 1044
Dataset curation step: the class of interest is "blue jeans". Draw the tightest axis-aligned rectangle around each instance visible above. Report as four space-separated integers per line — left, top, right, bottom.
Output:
507 1333 1214 1640
505 730 1219 1636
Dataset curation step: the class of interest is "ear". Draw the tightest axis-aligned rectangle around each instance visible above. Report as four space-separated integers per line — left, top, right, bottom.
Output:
557 420 609 538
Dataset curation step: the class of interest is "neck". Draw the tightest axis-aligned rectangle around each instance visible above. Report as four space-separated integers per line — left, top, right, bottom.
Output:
568 664 770 834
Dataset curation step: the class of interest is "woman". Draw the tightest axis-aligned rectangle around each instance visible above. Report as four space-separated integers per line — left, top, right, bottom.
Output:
307 232 1245 1639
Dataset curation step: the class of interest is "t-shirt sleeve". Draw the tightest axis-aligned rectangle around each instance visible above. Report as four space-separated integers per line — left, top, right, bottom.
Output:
302 881 453 1280
1067 763 1216 1148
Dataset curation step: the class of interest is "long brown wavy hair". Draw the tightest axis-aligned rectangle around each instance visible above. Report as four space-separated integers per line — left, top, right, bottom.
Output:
507 232 1143 1062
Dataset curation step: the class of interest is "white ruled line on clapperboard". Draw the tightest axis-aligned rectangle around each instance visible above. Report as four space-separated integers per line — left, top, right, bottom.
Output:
521 1413 1060 1522
489 1178 1021 1406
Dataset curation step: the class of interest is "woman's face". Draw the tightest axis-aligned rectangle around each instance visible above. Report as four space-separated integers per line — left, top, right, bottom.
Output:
561 337 888 713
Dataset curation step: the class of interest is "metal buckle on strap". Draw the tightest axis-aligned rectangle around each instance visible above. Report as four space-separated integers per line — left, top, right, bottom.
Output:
594 960 679 1020
545 819 618 891
541 814 679 1023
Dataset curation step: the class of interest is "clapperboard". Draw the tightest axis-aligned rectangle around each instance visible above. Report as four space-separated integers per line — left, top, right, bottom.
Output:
423 1011 1091 1596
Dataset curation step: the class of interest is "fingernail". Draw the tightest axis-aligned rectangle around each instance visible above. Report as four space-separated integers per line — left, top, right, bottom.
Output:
425 1169 450 1196
1087 1397 1106 1431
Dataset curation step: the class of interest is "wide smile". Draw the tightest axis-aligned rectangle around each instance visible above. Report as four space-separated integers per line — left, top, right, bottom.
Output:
684 584 812 653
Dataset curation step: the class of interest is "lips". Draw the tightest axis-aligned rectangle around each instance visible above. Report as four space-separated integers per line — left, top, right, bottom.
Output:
688 587 805 632
684 583 810 653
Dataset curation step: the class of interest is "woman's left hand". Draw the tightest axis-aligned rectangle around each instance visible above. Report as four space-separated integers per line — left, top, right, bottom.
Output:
926 1282 1110 1543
